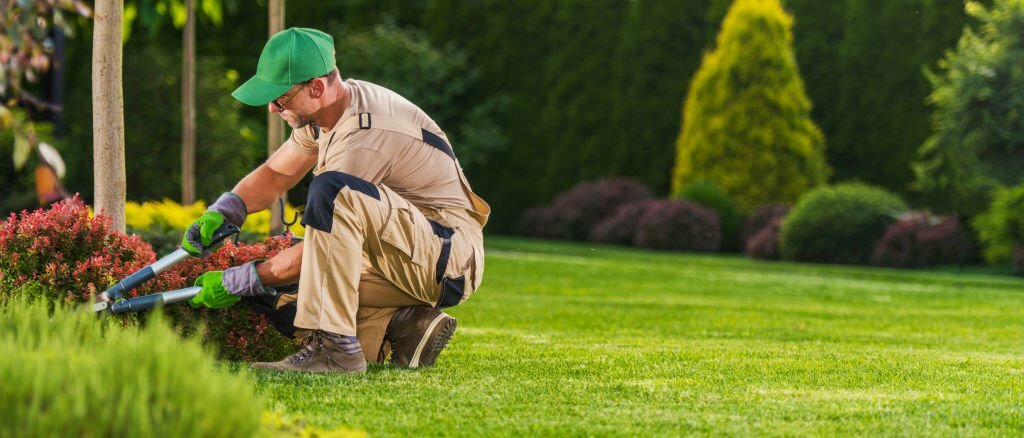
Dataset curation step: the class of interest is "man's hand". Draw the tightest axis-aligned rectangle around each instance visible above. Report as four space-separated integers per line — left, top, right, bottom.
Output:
182 211 226 256
188 271 241 309
188 262 274 309
182 192 248 256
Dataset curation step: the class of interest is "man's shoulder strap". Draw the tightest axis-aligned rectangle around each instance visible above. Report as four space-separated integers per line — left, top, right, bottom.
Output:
336 112 456 160
334 112 491 227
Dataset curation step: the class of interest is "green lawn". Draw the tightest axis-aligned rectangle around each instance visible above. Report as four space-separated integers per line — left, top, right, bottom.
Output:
255 236 1024 436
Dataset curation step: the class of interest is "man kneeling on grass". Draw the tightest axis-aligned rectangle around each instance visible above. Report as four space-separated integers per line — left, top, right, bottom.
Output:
180 28 490 373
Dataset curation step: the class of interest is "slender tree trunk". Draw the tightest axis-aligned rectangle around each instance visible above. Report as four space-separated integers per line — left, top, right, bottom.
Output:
182 0 196 205
268 0 286 236
92 0 126 232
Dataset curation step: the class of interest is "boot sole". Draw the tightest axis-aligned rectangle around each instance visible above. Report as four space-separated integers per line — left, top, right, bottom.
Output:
250 362 366 374
408 314 457 368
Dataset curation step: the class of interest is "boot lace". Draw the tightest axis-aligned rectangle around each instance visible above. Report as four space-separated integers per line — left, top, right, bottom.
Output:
287 332 322 365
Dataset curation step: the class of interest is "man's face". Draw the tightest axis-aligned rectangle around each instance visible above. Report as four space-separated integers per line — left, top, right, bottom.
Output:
269 81 315 129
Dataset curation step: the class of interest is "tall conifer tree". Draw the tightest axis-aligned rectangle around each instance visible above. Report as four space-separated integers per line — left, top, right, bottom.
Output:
672 0 828 210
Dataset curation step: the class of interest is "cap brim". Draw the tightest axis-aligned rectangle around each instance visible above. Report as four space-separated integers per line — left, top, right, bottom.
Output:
231 75 295 106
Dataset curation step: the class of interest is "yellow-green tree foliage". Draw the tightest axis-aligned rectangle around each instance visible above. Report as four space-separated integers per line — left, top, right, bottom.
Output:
672 0 828 210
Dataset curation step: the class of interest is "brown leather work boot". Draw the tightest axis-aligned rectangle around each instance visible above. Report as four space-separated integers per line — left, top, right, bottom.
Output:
252 330 367 373
386 307 457 368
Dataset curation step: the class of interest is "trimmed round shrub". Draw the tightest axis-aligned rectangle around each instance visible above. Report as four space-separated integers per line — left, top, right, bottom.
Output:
746 217 784 260
872 212 974 268
741 204 791 245
781 183 908 265
590 201 655 246
634 199 721 251
0 299 262 437
520 178 651 241
678 181 742 251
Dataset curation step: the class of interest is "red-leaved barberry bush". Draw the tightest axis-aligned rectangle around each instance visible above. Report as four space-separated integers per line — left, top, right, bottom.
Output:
741 204 791 260
633 199 721 252
871 212 974 268
519 178 652 241
0 196 181 302
590 200 654 246
745 217 784 260
0 197 296 361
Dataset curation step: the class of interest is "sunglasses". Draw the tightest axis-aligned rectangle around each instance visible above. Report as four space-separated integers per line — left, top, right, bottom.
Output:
272 81 310 110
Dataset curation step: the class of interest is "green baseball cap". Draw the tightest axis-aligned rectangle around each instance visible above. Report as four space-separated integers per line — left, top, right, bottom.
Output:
231 27 336 106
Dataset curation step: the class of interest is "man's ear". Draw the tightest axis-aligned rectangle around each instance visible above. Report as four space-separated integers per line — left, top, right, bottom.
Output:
310 78 327 98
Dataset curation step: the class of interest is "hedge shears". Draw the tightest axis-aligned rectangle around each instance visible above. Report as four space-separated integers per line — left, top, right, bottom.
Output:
91 223 240 314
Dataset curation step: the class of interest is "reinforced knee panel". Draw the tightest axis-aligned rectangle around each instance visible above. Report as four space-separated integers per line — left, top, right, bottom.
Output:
302 171 381 233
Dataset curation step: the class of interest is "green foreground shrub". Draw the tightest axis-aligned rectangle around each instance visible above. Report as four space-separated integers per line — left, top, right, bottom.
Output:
973 183 1024 267
0 298 261 437
781 183 908 265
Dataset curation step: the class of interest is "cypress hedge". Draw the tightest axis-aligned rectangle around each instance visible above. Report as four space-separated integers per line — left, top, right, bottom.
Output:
831 0 967 194
612 0 716 194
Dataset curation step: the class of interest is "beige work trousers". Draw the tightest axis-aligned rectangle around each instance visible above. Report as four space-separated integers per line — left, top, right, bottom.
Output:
293 175 482 361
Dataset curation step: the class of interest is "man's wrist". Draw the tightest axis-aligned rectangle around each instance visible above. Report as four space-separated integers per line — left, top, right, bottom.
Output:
208 192 248 228
222 261 268 297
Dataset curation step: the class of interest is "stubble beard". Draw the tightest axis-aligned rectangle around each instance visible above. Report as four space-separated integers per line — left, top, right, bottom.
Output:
282 112 313 130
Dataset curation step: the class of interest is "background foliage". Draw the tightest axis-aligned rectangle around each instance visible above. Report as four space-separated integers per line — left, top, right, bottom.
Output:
973 183 1024 265
826 0 968 193
333 24 506 167
6 0 1022 269
913 0 1024 216
1 0 991 229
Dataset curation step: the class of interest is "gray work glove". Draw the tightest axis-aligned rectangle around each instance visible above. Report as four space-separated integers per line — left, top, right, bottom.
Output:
222 261 275 297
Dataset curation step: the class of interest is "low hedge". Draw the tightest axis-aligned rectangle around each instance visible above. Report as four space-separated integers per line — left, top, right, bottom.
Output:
746 217 785 260
0 298 262 437
741 204 790 244
126 198 305 238
781 183 908 265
